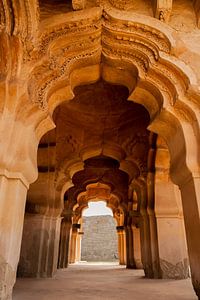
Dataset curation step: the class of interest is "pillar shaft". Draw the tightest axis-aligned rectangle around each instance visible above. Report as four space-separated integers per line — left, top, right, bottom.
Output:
76 233 82 262
0 175 27 300
18 214 61 278
147 170 162 279
125 225 136 269
58 218 72 268
155 181 189 279
69 228 78 264
117 229 126 265
140 211 154 278
132 226 143 269
180 176 200 298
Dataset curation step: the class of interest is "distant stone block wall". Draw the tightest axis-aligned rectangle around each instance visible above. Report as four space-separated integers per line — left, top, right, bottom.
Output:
81 216 118 262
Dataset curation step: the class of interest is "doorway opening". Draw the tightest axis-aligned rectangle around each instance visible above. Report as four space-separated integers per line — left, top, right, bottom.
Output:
81 201 118 263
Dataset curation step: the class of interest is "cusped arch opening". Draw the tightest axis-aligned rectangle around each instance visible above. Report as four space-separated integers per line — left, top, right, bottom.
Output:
82 200 113 217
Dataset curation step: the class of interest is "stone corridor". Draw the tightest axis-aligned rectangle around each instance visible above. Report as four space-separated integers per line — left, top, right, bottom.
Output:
13 263 197 300
1 1 200 299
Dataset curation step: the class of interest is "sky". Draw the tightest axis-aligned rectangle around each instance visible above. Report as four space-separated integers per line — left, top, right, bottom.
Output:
82 201 113 217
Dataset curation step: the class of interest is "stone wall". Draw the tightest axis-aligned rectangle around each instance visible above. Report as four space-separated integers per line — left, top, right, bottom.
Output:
81 216 118 262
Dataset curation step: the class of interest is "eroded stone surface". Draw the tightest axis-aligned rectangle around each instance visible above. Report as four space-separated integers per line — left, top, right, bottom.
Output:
81 216 118 262
1 1 200 299
0 257 15 300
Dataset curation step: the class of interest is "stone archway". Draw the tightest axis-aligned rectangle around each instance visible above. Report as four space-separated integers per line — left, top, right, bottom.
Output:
81 201 118 263
59 181 127 268
21 15 200 296
1 2 200 299
30 19 200 294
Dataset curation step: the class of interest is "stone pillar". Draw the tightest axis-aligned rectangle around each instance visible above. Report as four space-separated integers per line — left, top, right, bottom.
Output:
0 175 28 300
180 176 200 298
154 140 189 279
125 224 136 269
18 214 61 277
116 227 126 265
140 214 153 277
147 173 161 279
155 180 189 279
69 224 79 264
0 109 42 298
58 217 72 269
76 232 83 262
132 226 143 269
139 183 155 278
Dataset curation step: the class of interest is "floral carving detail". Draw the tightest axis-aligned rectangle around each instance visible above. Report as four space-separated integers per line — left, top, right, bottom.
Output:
160 258 189 279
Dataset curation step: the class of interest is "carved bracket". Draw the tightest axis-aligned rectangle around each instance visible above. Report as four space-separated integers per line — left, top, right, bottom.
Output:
153 0 173 23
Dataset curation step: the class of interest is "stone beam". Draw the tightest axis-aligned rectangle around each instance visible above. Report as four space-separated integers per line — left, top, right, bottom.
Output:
153 0 173 23
72 0 86 10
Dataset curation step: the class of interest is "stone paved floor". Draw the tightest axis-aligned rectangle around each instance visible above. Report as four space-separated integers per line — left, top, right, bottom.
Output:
13 263 197 300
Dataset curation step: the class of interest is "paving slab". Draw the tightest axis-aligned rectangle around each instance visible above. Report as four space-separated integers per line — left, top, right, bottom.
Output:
13 263 197 300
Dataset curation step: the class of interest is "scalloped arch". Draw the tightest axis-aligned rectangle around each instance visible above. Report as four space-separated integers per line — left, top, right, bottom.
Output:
29 8 200 187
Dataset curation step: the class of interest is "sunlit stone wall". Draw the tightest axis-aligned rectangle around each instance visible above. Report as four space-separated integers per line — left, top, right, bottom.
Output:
81 216 118 262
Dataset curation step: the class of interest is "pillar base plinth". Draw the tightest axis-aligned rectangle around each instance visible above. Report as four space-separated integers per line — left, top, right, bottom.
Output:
192 278 200 299
159 258 189 280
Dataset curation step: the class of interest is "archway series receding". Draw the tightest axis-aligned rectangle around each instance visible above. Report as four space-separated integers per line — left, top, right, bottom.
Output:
20 78 188 283
21 78 152 273
66 182 126 266
1 2 200 299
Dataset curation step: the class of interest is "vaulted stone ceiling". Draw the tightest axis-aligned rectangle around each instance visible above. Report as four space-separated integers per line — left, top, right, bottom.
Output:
54 81 150 173
27 80 150 214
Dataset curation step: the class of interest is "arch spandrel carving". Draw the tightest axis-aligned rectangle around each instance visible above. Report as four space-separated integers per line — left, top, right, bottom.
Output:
1 2 198 194
25 3 196 113
24 17 198 155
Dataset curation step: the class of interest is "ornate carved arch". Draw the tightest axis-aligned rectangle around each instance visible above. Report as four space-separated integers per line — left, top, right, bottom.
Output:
71 182 125 226
12 4 199 186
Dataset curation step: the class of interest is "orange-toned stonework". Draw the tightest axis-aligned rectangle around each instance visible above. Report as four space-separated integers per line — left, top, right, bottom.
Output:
0 1 200 299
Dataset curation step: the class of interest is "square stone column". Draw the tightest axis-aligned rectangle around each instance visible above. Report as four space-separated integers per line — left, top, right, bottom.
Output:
125 224 136 269
155 181 189 279
18 214 61 278
76 232 83 262
180 176 200 299
58 218 72 269
132 226 143 269
153 138 189 279
116 227 126 265
0 175 27 300
69 225 80 264
140 204 155 278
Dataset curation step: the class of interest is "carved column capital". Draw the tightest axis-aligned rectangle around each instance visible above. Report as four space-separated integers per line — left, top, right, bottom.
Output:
154 0 172 23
